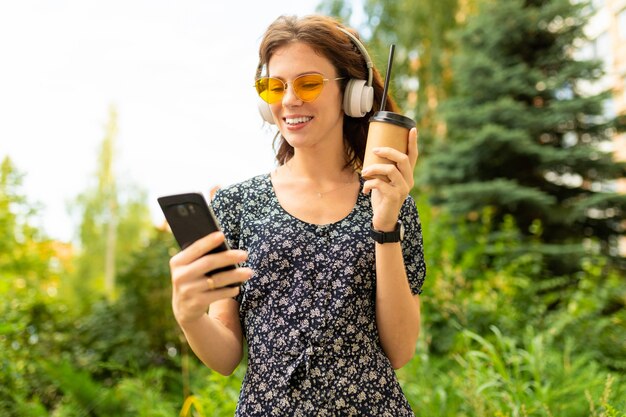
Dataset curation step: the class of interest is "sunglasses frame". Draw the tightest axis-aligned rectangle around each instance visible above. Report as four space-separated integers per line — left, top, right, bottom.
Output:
255 73 345 104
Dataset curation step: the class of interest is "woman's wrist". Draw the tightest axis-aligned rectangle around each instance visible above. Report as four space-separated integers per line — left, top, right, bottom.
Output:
372 215 399 232
177 312 209 331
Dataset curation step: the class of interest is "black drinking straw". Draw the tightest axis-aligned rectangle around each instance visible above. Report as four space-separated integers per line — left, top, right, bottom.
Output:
380 44 396 112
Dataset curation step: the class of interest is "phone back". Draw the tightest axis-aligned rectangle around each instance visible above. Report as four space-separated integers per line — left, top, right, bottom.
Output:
158 192 240 281
157 193 222 250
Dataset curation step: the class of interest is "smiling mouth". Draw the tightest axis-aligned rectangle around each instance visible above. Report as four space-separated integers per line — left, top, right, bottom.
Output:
284 116 313 126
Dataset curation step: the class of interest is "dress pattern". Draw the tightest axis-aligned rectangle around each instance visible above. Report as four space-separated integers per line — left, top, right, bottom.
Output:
211 174 426 416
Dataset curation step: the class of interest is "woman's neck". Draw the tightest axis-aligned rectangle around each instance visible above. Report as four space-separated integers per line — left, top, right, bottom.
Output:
271 144 361 225
282 150 356 184
283 130 355 179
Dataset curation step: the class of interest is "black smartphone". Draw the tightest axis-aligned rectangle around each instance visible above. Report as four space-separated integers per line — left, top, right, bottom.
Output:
158 192 240 284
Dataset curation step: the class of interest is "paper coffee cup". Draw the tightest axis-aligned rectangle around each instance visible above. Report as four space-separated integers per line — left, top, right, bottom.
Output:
362 111 416 179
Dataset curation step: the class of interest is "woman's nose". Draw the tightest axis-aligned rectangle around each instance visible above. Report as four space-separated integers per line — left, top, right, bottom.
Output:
282 84 302 106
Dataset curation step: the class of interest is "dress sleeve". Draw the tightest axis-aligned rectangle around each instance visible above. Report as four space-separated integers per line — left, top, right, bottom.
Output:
399 195 426 295
210 186 242 251
211 186 245 303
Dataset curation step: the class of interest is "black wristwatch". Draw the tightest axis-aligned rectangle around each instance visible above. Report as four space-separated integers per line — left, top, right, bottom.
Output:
370 221 404 244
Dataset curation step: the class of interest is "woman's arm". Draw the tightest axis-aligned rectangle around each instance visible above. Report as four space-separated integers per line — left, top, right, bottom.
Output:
169 231 253 375
178 298 244 376
373 242 421 369
362 127 422 369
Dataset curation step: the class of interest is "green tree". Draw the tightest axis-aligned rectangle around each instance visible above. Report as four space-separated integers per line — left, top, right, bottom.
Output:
365 0 473 150
0 157 56 283
424 0 626 276
70 106 153 305
0 157 74 414
71 227 180 379
316 0 352 22
318 0 477 150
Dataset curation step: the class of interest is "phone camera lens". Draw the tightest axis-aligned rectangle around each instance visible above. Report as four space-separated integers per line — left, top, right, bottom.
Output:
177 204 189 217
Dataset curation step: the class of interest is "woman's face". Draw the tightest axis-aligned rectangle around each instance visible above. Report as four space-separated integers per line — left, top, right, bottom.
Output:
267 42 344 153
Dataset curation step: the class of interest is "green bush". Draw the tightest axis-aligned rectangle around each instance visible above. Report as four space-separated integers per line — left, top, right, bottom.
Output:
398 326 625 416
186 356 244 416
0 228 184 416
416 193 626 367
417 199 543 355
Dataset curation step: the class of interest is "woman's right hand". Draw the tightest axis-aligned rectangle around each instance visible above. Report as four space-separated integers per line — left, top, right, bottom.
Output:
169 231 253 327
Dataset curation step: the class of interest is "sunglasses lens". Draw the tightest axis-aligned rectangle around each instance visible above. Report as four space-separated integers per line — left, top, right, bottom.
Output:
293 74 325 102
255 77 284 104
255 74 327 103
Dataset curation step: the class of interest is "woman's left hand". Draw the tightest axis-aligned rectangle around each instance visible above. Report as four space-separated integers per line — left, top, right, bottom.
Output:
362 127 418 231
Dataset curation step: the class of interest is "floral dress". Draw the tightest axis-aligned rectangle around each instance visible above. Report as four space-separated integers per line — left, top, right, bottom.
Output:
211 174 426 416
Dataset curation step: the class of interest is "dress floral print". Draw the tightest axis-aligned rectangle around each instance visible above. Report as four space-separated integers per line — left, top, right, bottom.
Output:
211 174 426 416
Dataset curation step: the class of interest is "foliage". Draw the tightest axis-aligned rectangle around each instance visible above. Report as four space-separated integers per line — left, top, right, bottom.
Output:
0 155 181 415
416 192 536 353
364 0 472 150
315 0 353 23
423 0 626 275
0 157 74 415
416 188 626 367
0 285 71 415
405 193 625 413
0 226 185 416
0 156 59 285
186 356 245 416
548 256 626 371
397 326 625 416
318 0 476 151
68 106 153 306
68 228 181 382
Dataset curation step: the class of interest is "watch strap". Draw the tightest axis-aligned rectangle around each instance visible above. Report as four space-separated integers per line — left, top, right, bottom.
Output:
370 221 403 243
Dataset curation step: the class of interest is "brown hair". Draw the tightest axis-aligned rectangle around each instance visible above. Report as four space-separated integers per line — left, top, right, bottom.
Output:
256 15 398 169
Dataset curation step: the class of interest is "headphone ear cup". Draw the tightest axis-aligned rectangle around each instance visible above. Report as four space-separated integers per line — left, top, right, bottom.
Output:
257 98 275 124
343 79 374 118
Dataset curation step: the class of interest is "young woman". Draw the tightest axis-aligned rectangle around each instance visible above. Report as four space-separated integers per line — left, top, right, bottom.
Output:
169 14 426 416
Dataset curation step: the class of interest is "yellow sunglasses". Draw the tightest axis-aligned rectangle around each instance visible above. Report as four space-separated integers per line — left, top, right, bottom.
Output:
255 73 344 104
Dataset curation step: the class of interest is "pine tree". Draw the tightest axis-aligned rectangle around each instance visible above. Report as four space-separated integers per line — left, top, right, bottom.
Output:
425 0 626 275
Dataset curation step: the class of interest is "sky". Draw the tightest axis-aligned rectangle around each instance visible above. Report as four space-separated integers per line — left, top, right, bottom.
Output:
0 0 364 242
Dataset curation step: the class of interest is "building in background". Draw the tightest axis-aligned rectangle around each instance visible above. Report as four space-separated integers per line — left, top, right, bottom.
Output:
581 0 626 253
583 0 626 189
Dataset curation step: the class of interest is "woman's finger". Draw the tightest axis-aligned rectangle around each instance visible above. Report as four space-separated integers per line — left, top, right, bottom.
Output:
170 231 226 267
195 249 248 277
362 176 404 196
204 286 241 303
362 163 409 191
207 267 254 290
407 127 419 169
366 147 413 187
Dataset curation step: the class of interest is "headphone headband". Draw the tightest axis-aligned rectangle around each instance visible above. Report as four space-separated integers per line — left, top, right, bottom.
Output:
336 27 373 87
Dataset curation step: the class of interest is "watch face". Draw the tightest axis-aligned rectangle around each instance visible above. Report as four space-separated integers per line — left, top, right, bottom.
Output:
399 221 405 241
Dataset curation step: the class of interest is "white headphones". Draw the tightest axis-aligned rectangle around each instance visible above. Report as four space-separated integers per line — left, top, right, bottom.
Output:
257 26 375 124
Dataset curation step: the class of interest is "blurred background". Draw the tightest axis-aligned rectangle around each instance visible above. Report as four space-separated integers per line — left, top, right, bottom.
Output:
1 0 625 415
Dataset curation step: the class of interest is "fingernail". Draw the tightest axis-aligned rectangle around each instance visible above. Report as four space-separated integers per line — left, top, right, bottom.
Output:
373 148 381 154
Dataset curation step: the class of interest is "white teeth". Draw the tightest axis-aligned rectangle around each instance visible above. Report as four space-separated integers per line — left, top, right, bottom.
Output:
285 116 313 125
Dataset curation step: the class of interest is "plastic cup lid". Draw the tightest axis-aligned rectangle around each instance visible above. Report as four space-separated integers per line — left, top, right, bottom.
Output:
369 111 416 129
